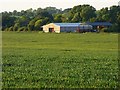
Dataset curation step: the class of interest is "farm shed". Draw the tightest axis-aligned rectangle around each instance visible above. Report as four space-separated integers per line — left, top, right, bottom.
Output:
42 23 93 33
86 22 112 30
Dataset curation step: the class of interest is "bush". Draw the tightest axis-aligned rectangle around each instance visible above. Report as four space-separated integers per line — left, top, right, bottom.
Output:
100 28 107 32
8 26 13 31
17 27 27 32
101 28 108 32
107 24 120 32
4 28 9 31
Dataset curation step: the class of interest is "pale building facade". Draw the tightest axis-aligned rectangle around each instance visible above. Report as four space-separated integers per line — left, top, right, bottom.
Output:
42 23 92 33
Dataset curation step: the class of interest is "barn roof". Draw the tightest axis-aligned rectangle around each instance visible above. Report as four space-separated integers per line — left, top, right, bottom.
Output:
54 23 81 27
86 22 112 26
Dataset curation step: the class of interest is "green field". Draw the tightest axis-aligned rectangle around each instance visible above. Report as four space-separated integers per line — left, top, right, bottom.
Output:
2 32 118 88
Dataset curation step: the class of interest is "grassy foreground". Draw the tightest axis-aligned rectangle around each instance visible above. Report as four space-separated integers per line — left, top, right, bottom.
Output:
2 32 118 88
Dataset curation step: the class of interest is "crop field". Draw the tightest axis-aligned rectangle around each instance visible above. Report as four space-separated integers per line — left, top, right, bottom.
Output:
2 32 119 88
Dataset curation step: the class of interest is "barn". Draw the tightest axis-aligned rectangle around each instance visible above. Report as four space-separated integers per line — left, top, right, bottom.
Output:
42 23 92 33
86 22 112 30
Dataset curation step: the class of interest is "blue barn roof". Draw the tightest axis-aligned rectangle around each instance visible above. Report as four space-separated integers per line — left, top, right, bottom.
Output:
86 22 112 26
54 23 81 27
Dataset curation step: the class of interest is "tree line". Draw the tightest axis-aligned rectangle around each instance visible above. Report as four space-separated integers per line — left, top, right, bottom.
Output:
1 5 120 32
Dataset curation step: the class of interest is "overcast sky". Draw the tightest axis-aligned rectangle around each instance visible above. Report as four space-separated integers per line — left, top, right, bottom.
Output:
0 0 120 12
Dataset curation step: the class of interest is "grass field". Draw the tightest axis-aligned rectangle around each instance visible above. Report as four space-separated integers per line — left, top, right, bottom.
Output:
2 32 118 88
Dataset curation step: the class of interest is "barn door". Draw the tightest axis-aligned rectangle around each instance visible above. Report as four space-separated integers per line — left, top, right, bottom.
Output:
49 28 54 32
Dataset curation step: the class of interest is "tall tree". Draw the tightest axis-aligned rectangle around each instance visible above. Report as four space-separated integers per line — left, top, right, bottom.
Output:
96 7 110 22
34 19 43 30
2 12 16 30
27 19 36 31
72 12 81 22
44 7 62 15
68 5 96 22
16 16 30 27
80 5 96 22
109 6 120 23
13 23 20 31
54 14 62 23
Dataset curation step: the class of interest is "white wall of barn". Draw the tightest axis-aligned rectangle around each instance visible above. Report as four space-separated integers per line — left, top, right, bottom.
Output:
54 26 60 33
43 23 60 33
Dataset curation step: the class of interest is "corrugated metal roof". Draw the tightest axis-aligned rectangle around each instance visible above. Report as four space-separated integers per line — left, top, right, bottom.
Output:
87 22 112 26
54 23 81 27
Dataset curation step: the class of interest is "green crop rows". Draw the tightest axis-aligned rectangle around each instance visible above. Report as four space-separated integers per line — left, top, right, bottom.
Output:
2 32 119 88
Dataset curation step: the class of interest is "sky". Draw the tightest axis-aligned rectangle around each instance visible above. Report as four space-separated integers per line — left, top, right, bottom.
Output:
0 0 120 12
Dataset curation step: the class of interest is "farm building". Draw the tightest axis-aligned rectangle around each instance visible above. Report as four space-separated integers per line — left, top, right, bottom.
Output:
86 22 112 30
42 23 93 33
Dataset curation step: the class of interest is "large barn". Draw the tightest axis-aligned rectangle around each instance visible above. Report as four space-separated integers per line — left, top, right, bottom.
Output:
42 23 93 33
86 22 112 30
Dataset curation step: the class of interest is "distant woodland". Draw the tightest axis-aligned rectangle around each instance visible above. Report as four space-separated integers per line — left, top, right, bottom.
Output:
1 4 120 32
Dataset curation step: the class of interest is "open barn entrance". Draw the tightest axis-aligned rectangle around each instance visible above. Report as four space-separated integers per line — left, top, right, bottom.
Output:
49 28 54 32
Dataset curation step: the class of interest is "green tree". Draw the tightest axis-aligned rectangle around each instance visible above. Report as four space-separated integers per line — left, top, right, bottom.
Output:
16 16 30 27
13 23 20 31
18 26 27 32
68 5 96 22
109 6 120 23
80 5 96 22
54 14 62 22
2 12 16 30
34 19 43 30
89 17 96 22
27 19 36 31
96 7 110 22
71 12 81 22
8 26 13 31
44 7 62 15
